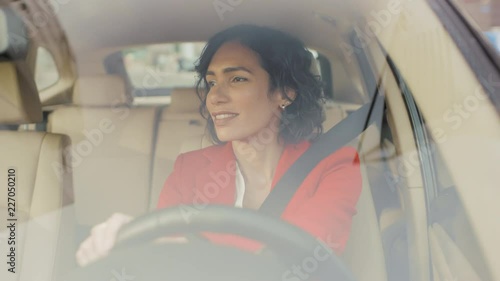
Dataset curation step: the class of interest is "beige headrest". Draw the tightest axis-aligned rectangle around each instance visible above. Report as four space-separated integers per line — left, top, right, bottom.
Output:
72 75 130 106
166 88 201 114
0 62 42 124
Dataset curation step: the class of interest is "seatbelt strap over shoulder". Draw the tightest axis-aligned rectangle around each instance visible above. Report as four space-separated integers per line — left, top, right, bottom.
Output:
259 100 381 218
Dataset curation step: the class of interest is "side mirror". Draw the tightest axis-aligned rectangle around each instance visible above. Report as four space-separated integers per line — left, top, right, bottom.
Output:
0 7 29 60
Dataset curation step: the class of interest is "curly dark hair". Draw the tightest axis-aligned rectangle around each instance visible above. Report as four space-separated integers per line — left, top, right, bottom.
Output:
195 24 325 144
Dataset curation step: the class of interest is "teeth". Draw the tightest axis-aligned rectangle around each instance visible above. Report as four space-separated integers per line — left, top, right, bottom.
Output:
215 114 237 120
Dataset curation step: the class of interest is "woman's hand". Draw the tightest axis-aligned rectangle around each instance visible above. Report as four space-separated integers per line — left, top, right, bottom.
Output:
76 213 133 267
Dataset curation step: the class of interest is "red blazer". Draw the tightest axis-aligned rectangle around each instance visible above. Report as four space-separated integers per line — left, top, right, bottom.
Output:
157 141 362 254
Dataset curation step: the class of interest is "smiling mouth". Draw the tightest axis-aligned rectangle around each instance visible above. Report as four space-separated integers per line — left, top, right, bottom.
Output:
212 113 239 125
214 113 238 120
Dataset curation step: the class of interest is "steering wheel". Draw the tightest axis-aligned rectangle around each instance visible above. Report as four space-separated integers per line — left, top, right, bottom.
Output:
67 205 356 281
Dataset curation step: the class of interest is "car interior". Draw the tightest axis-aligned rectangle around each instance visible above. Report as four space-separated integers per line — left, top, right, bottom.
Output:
0 0 499 281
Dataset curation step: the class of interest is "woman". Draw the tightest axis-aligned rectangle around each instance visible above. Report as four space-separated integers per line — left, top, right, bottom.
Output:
76 24 362 266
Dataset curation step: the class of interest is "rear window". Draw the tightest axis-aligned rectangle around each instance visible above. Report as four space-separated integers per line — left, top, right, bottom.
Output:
35 47 60 90
123 42 206 90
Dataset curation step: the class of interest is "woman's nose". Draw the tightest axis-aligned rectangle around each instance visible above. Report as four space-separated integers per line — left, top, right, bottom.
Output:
208 83 230 105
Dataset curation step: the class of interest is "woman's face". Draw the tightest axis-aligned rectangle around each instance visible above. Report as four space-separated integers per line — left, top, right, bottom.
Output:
205 41 289 143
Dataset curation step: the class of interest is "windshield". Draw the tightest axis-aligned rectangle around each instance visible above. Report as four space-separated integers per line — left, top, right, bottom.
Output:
1 1 499 281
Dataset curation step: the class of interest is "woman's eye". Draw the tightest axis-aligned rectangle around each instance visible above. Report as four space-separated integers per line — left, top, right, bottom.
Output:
232 77 247 83
208 81 217 87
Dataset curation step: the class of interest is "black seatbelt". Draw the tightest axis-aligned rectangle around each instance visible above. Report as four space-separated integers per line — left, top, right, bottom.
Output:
259 97 383 218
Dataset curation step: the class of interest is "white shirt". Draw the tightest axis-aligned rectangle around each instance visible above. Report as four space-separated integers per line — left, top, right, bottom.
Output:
234 162 246 208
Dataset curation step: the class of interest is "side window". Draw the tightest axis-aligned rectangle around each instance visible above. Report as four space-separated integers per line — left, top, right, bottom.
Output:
35 47 59 91
452 0 500 53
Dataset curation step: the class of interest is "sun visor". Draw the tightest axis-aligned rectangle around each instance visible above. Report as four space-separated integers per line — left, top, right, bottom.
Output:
0 7 29 60
0 62 42 124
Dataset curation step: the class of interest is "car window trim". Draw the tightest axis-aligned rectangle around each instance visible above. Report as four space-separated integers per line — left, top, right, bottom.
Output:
349 31 379 101
427 0 500 113
385 52 439 208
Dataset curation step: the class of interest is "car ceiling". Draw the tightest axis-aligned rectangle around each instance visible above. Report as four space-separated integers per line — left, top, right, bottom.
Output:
55 0 370 55
1 0 379 104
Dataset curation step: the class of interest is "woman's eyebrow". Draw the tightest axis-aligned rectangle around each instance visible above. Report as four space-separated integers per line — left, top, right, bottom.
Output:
206 66 253 76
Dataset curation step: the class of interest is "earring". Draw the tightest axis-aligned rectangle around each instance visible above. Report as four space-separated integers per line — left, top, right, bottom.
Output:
281 102 291 109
